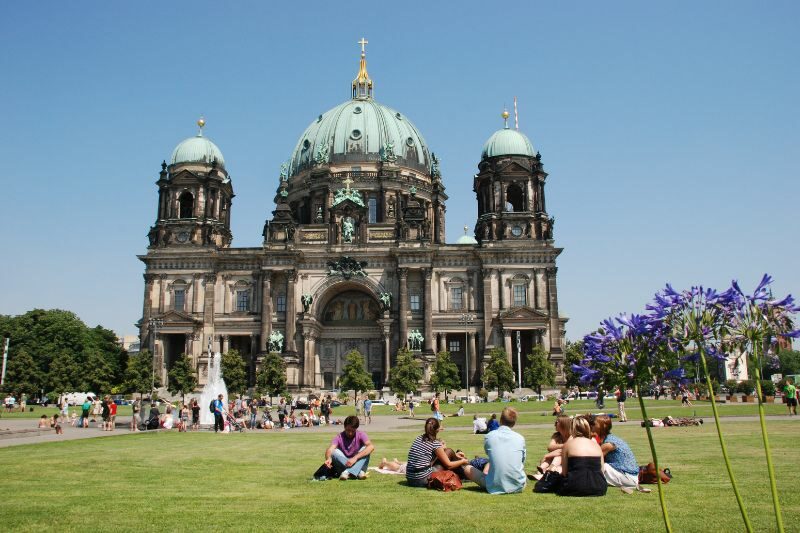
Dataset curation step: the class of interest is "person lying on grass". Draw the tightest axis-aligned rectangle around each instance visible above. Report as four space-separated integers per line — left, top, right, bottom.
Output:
325 415 374 480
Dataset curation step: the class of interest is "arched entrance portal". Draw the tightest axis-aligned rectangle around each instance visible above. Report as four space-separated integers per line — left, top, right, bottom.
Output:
317 290 384 389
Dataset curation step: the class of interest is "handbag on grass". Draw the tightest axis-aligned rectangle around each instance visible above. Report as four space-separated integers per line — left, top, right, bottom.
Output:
533 471 564 493
638 462 672 484
427 470 462 492
313 463 335 480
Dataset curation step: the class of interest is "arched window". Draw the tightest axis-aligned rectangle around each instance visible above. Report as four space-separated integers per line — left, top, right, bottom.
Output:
506 184 524 212
171 280 187 312
178 191 194 219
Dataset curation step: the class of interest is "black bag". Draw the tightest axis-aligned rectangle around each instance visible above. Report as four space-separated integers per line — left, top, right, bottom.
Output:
313 463 336 480
533 471 564 493
209 400 216 414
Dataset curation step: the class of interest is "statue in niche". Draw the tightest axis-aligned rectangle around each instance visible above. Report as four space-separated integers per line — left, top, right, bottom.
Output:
379 292 392 311
408 330 424 351
268 330 284 353
315 206 324 223
342 217 355 243
301 293 313 313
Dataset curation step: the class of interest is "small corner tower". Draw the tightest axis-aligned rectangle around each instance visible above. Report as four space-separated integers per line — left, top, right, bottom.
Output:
473 109 552 244
147 119 234 248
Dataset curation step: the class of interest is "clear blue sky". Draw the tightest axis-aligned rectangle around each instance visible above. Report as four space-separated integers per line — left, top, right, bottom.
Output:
1 1 797 343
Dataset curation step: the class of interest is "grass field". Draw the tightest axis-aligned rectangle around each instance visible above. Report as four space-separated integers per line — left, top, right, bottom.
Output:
0 417 797 532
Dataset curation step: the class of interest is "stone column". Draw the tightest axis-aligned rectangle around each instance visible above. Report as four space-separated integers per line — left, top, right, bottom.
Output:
438 333 446 354
481 268 495 349
536 269 546 310
303 332 313 386
158 274 166 313
497 269 505 310
546 267 562 355
259 271 272 352
468 332 477 387
285 270 298 353
398 268 408 348
383 333 391 383
202 273 216 353
140 274 156 347
222 335 230 354
249 335 258 387
192 274 201 314
423 268 433 352
503 330 512 363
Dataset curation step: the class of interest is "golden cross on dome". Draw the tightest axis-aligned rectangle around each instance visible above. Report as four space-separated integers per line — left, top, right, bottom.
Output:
358 37 368 54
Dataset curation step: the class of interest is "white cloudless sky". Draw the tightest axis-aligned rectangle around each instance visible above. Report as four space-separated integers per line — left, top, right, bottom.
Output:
1 1 797 343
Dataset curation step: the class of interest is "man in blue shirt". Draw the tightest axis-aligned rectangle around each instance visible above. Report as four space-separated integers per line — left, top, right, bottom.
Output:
212 394 225 433
465 407 526 494
363 397 372 424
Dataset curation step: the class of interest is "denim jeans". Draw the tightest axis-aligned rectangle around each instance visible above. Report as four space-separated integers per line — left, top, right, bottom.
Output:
331 447 370 477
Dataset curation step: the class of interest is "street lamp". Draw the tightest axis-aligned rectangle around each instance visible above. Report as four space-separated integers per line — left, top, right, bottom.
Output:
149 318 163 397
459 313 474 392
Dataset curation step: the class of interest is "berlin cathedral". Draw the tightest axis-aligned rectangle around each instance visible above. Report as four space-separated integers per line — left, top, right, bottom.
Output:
138 42 566 392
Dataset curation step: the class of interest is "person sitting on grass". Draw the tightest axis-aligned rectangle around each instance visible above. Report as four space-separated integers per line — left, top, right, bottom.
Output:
530 415 572 481
473 414 488 434
405 417 470 487
553 398 565 416
463 407 527 494
558 415 606 497
592 415 646 494
161 406 175 430
487 413 500 432
38 415 49 428
51 414 63 435
325 415 374 480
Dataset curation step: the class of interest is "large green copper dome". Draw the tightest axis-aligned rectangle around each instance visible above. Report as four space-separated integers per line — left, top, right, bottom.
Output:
481 127 535 159
288 98 431 176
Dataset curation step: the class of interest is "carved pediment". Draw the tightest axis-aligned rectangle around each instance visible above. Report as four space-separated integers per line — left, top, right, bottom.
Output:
495 161 531 175
497 306 548 322
157 310 201 325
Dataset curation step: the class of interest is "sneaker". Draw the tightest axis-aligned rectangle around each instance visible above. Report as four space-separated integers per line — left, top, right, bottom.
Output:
357 472 367 480
339 472 350 481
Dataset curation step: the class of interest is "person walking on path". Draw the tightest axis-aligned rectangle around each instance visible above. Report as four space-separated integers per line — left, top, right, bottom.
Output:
432 393 442 421
408 397 415 418
131 399 140 431
191 399 200 430
784 378 798 416
615 387 628 422
212 394 225 433
355 396 364 422
364 397 373 424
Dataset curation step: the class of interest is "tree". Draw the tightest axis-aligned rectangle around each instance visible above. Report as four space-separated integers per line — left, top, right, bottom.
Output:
388 348 422 396
338 350 373 400
256 352 287 400
483 348 515 396
777 350 800 376
221 349 247 396
168 353 198 404
124 350 160 402
4 349 41 396
523 345 556 395
47 351 79 397
563 340 584 390
429 351 461 396
79 349 115 394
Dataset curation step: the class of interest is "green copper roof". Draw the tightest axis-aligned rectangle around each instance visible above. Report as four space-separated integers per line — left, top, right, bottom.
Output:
456 234 478 245
481 128 535 159
170 135 225 167
288 99 431 176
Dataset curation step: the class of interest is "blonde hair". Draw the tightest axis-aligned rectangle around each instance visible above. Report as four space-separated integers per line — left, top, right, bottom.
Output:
572 416 592 439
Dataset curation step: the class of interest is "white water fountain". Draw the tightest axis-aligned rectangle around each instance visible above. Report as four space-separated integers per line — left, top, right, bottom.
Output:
199 352 228 426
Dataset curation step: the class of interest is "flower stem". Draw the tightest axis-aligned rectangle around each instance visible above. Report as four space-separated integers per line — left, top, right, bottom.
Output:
699 349 753 532
636 383 673 533
753 347 785 532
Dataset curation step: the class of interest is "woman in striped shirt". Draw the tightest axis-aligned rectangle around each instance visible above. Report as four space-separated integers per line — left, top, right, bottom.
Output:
406 418 470 487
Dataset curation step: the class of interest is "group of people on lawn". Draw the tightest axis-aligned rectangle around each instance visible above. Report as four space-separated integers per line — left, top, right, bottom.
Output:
323 407 645 496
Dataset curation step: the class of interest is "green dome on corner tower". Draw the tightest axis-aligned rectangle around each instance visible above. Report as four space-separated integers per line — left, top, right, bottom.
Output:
287 43 431 176
481 111 536 159
170 118 225 168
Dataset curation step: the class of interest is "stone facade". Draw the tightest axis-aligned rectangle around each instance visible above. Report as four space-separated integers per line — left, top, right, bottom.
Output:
138 52 566 393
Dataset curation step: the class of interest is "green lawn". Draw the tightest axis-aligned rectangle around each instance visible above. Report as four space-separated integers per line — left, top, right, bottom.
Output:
0 419 797 532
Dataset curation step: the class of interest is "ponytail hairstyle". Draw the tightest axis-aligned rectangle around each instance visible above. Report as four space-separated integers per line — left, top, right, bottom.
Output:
423 417 440 441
